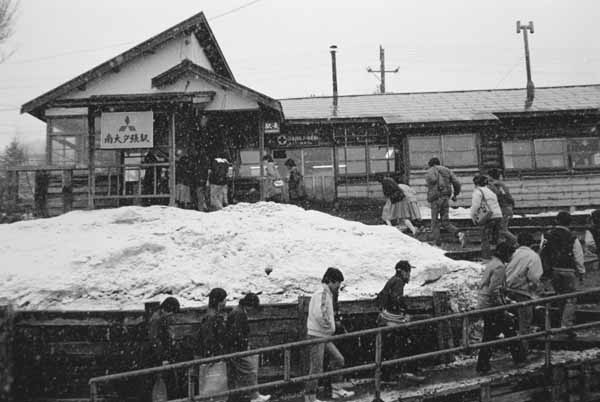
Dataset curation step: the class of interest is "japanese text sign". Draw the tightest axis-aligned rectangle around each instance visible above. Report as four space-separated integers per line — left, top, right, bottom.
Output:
100 111 154 149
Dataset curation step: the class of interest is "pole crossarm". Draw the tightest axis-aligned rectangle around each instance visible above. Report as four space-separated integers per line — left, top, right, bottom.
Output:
90 286 600 402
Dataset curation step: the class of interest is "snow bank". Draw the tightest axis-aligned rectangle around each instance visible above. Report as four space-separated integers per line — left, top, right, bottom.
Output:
0 203 483 310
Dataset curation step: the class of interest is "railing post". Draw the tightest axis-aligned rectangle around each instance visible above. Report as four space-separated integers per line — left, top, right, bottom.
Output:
545 302 552 370
187 366 195 399
0 305 15 402
90 381 98 402
284 348 291 382
461 316 470 348
372 331 384 402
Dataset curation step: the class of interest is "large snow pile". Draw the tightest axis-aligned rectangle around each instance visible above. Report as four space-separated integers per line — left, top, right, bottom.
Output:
0 203 483 310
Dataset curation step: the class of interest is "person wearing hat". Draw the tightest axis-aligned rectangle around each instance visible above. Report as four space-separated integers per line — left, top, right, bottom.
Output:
377 260 413 325
225 293 271 402
376 261 424 381
305 268 355 402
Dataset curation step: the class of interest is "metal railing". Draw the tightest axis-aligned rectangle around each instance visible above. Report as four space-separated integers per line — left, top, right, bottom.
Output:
89 287 600 402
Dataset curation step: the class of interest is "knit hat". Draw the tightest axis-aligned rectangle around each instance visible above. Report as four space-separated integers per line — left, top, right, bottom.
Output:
240 292 261 309
395 260 414 272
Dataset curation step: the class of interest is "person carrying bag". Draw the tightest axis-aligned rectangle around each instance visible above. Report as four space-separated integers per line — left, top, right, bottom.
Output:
470 174 503 260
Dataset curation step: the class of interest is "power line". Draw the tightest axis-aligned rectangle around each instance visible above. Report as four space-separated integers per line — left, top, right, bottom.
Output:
209 0 264 21
1 0 266 66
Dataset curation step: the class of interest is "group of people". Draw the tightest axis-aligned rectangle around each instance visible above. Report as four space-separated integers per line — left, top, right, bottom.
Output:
476 209 591 373
146 292 270 402
144 150 308 211
262 155 308 206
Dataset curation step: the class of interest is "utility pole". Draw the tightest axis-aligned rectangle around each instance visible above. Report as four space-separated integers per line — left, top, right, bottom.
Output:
367 45 399 93
516 20 535 106
330 45 338 116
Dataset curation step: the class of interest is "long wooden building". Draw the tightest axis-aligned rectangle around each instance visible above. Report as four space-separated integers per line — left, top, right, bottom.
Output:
13 11 600 215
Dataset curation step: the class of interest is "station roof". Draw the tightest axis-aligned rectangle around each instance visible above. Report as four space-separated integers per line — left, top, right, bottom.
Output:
280 84 600 124
21 12 283 118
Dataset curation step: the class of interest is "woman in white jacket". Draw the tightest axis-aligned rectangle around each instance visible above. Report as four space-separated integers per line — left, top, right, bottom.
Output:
470 174 503 260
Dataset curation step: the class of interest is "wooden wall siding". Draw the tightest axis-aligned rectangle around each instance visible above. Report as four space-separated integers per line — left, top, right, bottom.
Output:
9 296 438 400
479 130 503 169
408 172 600 210
337 181 384 199
505 174 600 208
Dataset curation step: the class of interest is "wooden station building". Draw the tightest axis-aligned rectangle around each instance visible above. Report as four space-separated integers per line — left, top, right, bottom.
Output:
15 11 600 215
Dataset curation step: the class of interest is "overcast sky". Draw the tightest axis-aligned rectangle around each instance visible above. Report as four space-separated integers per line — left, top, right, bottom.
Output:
0 0 599 152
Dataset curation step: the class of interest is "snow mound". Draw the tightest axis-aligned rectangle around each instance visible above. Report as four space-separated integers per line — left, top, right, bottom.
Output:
0 203 483 310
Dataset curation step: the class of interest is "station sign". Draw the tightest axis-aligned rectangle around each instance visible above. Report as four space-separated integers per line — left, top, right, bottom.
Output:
100 111 154 149
264 121 280 134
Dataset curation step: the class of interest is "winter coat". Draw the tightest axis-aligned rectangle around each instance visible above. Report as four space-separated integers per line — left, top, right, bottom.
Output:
505 246 543 296
197 308 228 358
225 306 250 353
584 226 600 258
377 275 408 315
478 257 507 309
470 186 503 222
540 226 585 275
264 162 283 199
425 165 461 203
307 284 336 338
287 166 306 200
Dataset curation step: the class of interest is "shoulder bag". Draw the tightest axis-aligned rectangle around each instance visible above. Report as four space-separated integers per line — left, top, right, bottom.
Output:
474 188 493 225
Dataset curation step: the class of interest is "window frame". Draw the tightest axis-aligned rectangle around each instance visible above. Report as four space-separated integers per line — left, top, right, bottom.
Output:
408 133 478 169
502 136 600 172
47 116 88 166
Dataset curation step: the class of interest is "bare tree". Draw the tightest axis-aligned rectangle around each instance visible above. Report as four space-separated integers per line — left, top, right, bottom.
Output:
0 0 17 62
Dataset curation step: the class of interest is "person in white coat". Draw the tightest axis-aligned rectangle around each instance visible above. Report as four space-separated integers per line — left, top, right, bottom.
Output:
470 174 503 260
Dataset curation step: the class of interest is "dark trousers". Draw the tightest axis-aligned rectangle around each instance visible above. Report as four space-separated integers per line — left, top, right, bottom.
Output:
551 270 577 328
480 218 501 260
477 312 526 372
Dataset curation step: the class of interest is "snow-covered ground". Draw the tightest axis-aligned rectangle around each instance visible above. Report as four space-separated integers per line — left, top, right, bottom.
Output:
0 203 483 310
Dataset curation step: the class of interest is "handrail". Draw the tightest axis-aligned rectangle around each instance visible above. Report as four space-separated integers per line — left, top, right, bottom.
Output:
89 286 600 402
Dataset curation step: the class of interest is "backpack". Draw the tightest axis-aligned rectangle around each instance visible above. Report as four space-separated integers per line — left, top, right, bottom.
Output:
210 158 230 185
436 167 452 196
539 227 576 275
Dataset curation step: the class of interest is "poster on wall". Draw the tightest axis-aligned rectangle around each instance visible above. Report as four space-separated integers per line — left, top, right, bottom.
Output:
100 111 154 149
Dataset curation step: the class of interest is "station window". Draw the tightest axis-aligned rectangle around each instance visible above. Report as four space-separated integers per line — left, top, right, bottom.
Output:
336 146 366 174
408 134 477 168
502 137 600 170
336 145 395 175
48 117 88 166
304 148 333 176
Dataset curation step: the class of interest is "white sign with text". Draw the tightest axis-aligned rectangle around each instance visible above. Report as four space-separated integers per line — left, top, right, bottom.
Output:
100 111 154 149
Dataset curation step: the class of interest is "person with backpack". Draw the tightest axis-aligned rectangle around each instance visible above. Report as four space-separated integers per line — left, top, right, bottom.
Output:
539 211 585 334
209 155 231 210
470 174 503 260
425 157 466 247
487 168 517 246
476 242 526 374
584 209 600 259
